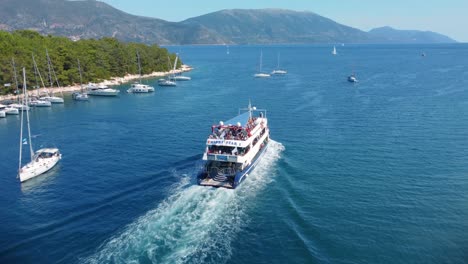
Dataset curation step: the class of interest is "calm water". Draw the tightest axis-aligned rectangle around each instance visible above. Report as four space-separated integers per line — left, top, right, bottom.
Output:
1 44 468 264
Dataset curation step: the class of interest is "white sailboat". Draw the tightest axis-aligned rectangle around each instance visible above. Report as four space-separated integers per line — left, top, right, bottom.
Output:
18 67 61 183
29 54 52 107
271 53 287 75
158 56 177 87
169 55 191 81
72 59 89 100
332 46 337 55
40 49 64 104
10 58 31 111
254 50 270 78
127 51 155 93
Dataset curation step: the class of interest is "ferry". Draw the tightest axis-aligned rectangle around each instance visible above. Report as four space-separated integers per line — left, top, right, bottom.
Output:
198 102 270 189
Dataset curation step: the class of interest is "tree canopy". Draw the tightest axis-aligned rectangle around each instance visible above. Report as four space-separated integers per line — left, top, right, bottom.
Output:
0 30 180 95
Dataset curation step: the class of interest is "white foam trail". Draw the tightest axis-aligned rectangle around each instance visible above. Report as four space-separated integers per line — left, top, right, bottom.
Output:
87 140 285 264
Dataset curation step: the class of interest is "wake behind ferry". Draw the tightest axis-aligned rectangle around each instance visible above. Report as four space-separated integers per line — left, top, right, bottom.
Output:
198 103 270 189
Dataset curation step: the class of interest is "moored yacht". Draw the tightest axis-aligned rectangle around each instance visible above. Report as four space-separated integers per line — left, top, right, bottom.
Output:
0 104 19 115
73 59 89 101
127 52 155 93
127 83 155 93
158 79 176 87
18 67 61 182
86 83 119 96
198 102 270 189
254 50 271 78
29 98 52 107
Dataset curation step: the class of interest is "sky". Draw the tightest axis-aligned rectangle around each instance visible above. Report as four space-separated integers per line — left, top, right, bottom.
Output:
100 0 468 42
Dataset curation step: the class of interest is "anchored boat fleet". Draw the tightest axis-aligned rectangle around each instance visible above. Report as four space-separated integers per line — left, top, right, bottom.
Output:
198 102 270 189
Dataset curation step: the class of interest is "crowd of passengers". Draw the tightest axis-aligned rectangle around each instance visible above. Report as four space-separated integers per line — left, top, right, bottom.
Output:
209 117 260 140
207 145 250 156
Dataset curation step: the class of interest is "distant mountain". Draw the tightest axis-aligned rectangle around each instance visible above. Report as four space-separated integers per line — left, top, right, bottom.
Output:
0 0 457 44
181 9 374 44
368 26 456 43
0 0 224 44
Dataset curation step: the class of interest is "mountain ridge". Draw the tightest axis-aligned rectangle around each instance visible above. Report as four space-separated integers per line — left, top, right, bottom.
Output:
0 0 457 44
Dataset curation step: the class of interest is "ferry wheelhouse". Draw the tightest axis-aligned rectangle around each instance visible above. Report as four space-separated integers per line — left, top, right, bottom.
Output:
199 103 270 189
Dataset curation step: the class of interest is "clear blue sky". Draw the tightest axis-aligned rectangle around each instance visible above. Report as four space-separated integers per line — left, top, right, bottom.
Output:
100 0 468 42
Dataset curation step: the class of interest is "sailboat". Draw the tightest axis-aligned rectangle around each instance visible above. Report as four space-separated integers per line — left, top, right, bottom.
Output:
40 49 64 104
127 51 155 93
18 67 61 183
158 56 177 87
169 55 191 81
271 53 287 75
9 58 31 111
332 46 337 55
254 50 270 78
29 54 52 107
72 59 89 100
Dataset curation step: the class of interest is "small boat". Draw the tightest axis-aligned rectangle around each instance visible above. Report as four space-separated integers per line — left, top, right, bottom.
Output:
168 55 191 81
18 67 61 182
0 104 19 115
87 83 119 96
332 46 337 55
127 52 155 93
169 75 191 81
271 52 287 75
254 50 271 78
158 79 177 87
40 49 64 104
348 74 358 83
9 103 30 111
73 59 89 101
198 102 270 189
29 98 52 107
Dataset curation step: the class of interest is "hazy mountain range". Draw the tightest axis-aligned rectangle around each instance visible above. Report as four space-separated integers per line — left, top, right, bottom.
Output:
0 0 457 44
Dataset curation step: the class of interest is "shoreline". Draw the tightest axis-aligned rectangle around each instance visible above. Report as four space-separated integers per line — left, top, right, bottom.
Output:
0 65 193 101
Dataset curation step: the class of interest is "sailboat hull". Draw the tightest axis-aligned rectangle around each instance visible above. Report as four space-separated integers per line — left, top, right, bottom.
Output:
19 150 61 182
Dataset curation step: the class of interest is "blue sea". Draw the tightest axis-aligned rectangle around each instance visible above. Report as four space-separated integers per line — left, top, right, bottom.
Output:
1 44 468 264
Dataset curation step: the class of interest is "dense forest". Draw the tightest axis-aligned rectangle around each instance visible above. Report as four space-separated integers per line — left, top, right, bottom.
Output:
0 30 180 95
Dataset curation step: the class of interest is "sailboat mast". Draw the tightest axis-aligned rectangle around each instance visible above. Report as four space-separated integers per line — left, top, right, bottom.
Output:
277 53 280 68
46 49 53 88
23 68 34 160
11 58 19 102
77 59 83 92
137 51 142 84
18 76 24 175
32 54 47 94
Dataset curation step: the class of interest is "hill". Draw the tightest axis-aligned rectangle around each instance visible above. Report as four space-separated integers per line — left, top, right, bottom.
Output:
0 0 457 44
368 26 456 43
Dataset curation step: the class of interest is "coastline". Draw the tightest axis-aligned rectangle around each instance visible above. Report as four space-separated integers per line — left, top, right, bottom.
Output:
0 65 193 101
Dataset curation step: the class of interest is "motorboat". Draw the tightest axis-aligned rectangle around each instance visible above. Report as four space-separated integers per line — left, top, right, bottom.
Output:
348 74 358 83
87 83 119 96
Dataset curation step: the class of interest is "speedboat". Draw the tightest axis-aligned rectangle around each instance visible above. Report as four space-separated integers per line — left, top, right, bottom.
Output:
348 74 358 83
127 83 155 93
86 83 119 96
198 102 270 189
